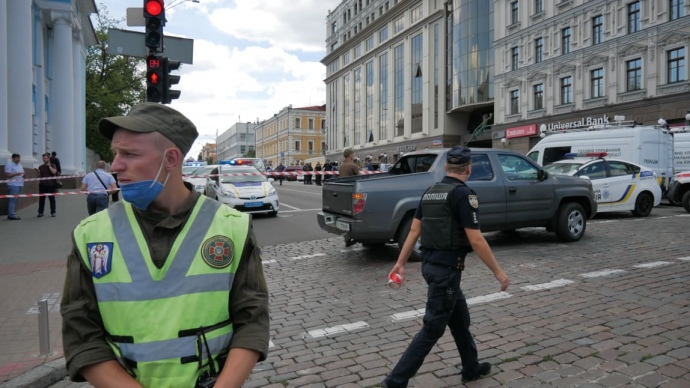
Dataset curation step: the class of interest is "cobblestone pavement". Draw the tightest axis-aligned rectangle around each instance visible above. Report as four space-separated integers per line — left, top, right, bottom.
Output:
30 206 690 387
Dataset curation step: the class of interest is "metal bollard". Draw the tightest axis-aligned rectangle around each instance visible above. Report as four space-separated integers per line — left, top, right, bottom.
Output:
38 299 52 356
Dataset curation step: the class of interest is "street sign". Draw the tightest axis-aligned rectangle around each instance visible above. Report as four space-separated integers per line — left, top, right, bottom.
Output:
126 7 145 27
107 28 194 64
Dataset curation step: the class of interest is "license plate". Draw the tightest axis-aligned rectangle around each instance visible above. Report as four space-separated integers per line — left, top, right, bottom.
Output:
245 201 264 208
336 220 350 231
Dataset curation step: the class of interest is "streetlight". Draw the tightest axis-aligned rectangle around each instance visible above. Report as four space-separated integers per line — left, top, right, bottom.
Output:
166 0 199 11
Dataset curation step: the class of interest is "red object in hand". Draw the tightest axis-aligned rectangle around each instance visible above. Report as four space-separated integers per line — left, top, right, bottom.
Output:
388 273 403 289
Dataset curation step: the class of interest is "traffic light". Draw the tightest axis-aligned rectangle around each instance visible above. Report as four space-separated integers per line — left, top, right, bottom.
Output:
144 0 165 52
146 55 164 102
162 58 181 104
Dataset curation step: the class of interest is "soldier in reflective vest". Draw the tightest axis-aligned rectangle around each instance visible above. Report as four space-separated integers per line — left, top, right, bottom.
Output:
60 103 269 388
382 146 510 388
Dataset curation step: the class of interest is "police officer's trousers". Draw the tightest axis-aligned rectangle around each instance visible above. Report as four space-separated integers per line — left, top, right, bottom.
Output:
384 261 479 388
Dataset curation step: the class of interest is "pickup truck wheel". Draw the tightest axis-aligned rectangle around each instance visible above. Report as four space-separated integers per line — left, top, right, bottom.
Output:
555 203 586 242
631 192 653 217
397 217 421 262
683 190 690 213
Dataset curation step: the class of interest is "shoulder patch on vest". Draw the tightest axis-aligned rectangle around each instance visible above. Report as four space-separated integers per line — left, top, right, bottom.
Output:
201 235 235 269
468 194 479 209
87 243 113 278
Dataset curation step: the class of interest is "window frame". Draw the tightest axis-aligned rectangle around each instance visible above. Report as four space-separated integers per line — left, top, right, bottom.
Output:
510 89 520 115
535 37 544 63
510 1 519 24
560 76 573 104
562 27 571 55
533 83 544 110
628 1 641 34
511 46 519 71
591 68 605 98
626 58 643 91
592 15 603 45
667 47 686 83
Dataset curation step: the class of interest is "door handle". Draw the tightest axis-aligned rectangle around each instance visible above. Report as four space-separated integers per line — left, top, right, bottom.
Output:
509 187 517 193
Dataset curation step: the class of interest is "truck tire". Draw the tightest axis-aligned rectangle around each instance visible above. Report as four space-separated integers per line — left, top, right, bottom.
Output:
396 217 421 262
555 202 586 242
631 192 654 217
683 190 690 213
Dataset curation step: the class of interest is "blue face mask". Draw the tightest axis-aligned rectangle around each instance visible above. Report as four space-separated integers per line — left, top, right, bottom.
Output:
120 152 171 210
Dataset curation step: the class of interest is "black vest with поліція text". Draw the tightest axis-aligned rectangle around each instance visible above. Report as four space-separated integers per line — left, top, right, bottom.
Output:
420 181 472 256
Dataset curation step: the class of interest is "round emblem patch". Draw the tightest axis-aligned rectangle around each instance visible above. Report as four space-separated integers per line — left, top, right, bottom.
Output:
201 235 235 269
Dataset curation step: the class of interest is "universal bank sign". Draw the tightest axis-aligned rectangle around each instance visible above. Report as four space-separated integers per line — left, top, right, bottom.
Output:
541 115 610 131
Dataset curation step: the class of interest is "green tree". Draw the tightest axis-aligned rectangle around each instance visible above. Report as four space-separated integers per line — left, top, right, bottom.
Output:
85 4 146 162
244 149 256 158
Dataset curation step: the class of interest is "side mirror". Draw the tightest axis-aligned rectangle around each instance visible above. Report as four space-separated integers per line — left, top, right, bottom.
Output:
579 175 591 180
538 169 548 181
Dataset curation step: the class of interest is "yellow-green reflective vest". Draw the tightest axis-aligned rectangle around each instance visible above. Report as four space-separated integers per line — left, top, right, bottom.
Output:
74 196 249 388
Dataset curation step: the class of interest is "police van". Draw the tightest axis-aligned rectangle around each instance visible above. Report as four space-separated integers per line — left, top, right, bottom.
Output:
672 128 690 174
527 120 674 193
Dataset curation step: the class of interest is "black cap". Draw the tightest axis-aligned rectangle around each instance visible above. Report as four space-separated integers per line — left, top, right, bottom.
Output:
98 103 198 155
447 146 471 165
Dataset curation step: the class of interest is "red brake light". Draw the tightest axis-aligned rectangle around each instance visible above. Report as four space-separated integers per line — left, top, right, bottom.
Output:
353 193 367 215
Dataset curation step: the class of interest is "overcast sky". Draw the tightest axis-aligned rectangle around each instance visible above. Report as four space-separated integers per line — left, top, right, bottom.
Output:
96 0 341 159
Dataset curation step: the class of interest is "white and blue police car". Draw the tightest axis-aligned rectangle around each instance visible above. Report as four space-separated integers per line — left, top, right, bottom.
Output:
205 165 279 216
544 152 661 217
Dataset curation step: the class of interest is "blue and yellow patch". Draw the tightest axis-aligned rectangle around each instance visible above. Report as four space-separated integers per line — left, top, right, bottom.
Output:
201 235 235 269
87 242 113 279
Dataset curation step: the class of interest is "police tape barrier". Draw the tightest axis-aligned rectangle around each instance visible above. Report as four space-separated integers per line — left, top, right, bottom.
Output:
0 174 85 184
0 189 114 199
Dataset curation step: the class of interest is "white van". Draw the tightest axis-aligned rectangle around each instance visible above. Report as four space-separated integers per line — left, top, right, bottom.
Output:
527 122 675 192
672 129 690 173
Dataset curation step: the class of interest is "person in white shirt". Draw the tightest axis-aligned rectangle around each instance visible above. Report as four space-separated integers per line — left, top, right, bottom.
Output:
4 153 24 220
80 161 117 215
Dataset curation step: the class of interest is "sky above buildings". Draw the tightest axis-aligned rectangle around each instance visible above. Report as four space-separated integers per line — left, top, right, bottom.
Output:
95 0 341 159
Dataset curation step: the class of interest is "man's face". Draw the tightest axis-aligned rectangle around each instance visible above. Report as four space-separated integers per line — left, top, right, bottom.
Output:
110 130 168 185
12 156 20 163
42 155 50 163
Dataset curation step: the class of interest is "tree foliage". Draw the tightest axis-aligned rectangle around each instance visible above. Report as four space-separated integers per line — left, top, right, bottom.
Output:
85 4 146 162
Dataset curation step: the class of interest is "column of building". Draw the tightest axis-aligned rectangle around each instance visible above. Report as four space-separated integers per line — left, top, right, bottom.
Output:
7 0 37 165
0 0 9 160
51 11 76 174
73 30 85 173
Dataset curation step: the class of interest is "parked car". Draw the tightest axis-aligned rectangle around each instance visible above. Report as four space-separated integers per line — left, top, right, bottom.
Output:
544 153 661 217
283 165 304 182
184 164 219 194
668 171 690 212
205 165 279 216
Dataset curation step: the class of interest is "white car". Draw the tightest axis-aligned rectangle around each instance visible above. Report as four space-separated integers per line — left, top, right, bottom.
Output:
544 154 661 217
205 165 279 216
184 165 218 194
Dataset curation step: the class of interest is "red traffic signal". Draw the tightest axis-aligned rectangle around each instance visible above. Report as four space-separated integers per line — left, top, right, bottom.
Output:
144 0 164 17
146 55 164 102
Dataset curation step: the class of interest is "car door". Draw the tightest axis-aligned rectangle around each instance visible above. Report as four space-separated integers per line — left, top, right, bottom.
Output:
575 160 610 210
468 153 506 228
497 153 554 226
206 166 220 198
604 161 638 211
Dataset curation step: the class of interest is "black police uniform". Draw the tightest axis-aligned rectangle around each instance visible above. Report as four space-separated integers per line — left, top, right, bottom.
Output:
384 175 482 388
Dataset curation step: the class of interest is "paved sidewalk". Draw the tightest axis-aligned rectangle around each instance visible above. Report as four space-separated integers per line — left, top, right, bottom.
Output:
0 194 90 385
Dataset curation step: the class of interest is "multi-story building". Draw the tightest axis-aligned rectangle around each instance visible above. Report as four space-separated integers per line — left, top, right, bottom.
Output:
493 0 690 153
199 143 216 164
322 0 495 164
216 122 256 162
255 105 327 167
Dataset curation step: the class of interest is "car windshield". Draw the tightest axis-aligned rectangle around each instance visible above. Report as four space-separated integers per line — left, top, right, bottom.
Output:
191 166 216 177
544 162 583 175
183 166 198 175
221 168 266 184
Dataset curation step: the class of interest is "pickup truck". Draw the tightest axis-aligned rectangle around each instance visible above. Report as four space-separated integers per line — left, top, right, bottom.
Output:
317 148 598 258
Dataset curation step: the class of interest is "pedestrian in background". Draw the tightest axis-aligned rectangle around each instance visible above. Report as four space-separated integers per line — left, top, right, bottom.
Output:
36 153 58 217
4 153 24 220
382 146 510 388
338 148 359 177
60 103 269 388
50 151 63 188
314 162 322 186
80 160 117 215
276 163 285 185
323 159 332 182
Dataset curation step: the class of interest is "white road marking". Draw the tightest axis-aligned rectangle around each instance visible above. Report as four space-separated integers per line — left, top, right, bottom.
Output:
580 269 626 278
521 279 574 291
391 309 425 322
633 261 672 269
307 321 369 338
278 208 322 213
678 257 690 261
291 253 327 260
279 202 301 211
27 293 61 314
466 292 512 305
276 188 323 196
339 247 366 253
262 259 277 265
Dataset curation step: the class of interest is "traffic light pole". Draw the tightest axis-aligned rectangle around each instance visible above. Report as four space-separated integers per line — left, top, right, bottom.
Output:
143 1 181 104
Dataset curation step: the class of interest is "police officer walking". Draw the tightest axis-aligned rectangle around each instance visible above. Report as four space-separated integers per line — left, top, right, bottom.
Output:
382 146 509 388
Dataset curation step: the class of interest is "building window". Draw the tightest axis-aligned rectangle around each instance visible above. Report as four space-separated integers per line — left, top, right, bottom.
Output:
535 37 543 63
366 60 374 142
366 35 374 51
294 118 301 128
562 27 571 55
354 67 362 145
511 47 519 71
626 58 642 91
379 26 388 42
670 0 685 20
331 22 337 35
294 141 300 151
321 119 326 130
561 76 572 104
394 16 405 33
510 1 519 24
510 90 519 114
628 1 641 33
534 0 543 14
354 45 361 59
533 83 543 110
591 68 604 98
592 15 603 45
668 48 686 83
379 52 389 141
394 44 405 137
308 118 314 130
411 34 423 134
344 52 350 65
410 5 423 23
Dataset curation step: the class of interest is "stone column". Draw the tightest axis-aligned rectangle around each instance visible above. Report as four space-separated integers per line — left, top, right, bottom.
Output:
0 0 10 160
73 31 85 173
7 0 37 165
51 11 75 174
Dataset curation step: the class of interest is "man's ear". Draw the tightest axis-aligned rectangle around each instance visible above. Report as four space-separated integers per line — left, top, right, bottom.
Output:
165 148 183 170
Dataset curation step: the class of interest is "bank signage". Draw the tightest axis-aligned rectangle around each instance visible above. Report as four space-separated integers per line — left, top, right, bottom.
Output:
505 124 538 139
397 144 417 152
542 115 610 131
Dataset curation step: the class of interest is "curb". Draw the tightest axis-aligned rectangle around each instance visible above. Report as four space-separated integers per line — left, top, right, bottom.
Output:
2 358 67 388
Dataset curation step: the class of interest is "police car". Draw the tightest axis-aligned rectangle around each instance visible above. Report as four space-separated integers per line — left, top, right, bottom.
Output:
544 153 661 217
205 165 279 216
184 164 219 194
